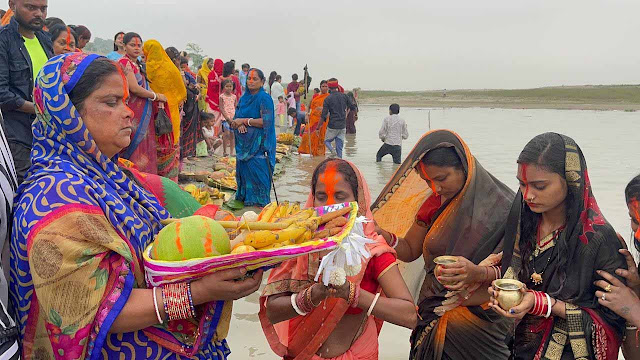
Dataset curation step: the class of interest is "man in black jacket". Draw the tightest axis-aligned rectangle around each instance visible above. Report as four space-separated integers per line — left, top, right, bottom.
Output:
0 0 51 183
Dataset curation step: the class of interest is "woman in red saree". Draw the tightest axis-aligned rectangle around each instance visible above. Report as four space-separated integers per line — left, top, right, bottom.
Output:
118 32 167 173
489 132 626 359
259 158 416 359
298 80 330 156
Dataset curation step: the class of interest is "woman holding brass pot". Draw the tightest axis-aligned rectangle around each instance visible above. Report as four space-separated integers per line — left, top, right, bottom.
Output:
372 130 515 360
489 133 627 359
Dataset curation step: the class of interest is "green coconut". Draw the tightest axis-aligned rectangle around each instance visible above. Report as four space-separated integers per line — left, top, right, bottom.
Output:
152 215 230 261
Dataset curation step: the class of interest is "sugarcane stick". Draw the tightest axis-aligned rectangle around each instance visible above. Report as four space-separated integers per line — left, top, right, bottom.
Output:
161 218 287 230
318 206 352 225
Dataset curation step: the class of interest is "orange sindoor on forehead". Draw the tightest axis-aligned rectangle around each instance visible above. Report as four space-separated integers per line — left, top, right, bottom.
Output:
64 27 72 51
115 65 131 110
418 161 439 196
319 162 340 204
520 164 530 200
630 198 640 240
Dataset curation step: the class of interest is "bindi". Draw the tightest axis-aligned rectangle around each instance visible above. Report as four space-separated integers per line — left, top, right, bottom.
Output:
134 38 141 47
319 162 339 204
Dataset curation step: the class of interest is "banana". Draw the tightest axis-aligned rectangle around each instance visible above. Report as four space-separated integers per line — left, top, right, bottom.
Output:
258 202 278 222
278 201 290 218
245 226 307 249
296 228 314 244
290 202 300 214
277 208 315 227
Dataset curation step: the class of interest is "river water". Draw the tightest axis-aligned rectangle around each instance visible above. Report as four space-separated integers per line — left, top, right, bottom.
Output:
227 105 640 359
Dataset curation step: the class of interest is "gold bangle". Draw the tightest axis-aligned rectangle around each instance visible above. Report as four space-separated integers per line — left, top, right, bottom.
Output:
308 285 322 308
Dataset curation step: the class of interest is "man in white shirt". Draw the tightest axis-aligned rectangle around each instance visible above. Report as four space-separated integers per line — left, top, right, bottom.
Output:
376 103 408 164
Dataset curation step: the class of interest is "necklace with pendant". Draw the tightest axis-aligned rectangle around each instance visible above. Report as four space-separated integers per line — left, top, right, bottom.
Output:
530 224 563 285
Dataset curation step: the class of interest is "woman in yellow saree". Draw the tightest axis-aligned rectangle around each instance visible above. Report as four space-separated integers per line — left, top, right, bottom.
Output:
143 40 186 181
198 57 212 111
298 80 329 156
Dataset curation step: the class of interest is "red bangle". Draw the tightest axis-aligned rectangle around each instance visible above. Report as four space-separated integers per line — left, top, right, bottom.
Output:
162 283 196 321
527 290 549 317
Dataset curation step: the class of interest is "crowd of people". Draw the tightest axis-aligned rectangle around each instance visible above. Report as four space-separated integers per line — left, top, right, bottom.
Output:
0 1 638 360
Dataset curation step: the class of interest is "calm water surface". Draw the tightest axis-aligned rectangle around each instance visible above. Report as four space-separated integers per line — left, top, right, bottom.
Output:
227 106 640 359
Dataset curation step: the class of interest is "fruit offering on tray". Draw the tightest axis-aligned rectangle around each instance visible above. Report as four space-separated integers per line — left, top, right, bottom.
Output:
240 203 352 251
277 133 295 145
153 203 354 260
182 184 225 205
207 175 237 190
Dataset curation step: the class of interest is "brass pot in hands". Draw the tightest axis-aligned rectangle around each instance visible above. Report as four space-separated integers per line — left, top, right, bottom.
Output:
494 279 524 311
433 256 458 286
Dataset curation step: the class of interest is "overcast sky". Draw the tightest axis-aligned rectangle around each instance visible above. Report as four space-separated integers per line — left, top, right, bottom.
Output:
50 0 639 91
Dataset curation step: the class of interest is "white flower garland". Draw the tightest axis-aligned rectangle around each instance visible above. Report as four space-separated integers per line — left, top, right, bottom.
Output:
315 217 374 286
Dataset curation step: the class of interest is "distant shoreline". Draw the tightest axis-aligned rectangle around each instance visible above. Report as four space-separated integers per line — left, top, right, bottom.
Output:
358 85 640 111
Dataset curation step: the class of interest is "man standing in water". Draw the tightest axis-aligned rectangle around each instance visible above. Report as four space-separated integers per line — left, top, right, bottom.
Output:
320 78 356 158
0 0 52 183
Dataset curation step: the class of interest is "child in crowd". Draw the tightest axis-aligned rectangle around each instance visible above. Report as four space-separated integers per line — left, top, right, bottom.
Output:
286 92 296 111
276 96 287 131
219 79 237 157
376 103 408 164
239 63 250 94
201 112 222 155
312 87 320 99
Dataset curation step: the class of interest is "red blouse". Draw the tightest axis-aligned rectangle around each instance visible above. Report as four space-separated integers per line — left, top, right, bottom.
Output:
416 195 442 226
345 252 397 314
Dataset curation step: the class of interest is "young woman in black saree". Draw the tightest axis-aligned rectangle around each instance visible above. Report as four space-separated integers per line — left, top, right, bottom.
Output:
489 132 627 360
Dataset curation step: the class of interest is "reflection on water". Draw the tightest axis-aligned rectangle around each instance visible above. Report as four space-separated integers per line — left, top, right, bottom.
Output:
228 106 640 359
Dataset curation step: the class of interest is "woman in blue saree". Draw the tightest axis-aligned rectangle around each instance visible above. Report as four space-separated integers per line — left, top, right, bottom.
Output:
231 68 276 207
9 53 263 359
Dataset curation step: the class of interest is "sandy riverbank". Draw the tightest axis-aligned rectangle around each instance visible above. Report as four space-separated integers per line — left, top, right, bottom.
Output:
358 85 640 111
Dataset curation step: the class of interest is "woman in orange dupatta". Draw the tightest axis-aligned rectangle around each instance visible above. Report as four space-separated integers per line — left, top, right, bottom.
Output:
299 80 330 156
259 158 416 360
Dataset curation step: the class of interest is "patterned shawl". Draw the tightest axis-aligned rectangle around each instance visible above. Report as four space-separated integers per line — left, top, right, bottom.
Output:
9 53 229 360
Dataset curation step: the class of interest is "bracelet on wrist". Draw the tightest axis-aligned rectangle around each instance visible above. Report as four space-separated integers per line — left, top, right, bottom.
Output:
389 233 399 249
527 290 550 317
350 285 361 308
151 92 157 101
162 282 196 321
